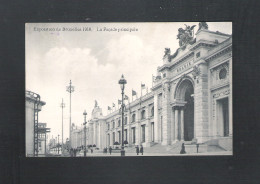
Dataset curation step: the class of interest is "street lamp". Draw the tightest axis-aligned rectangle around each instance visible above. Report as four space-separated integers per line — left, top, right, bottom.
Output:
60 99 65 155
83 110 87 157
66 80 75 146
118 74 127 156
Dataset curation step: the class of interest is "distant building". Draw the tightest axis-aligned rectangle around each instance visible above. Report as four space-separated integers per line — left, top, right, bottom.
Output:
70 22 232 154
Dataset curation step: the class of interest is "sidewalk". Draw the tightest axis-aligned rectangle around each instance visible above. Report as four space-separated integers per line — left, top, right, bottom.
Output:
76 150 232 157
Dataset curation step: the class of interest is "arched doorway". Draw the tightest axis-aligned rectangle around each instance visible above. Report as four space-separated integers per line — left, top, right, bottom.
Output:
175 79 194 141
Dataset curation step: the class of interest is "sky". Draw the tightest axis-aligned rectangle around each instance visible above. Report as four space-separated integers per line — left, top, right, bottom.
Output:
26 22 232 143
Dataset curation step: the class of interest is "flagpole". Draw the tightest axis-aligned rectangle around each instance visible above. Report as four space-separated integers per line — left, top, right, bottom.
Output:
152 74 154 87
141 82 142 97
132 89 133 102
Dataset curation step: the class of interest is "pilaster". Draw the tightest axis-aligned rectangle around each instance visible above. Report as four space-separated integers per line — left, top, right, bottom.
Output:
194 61 209 143
161 82 172 145
153 94 159 142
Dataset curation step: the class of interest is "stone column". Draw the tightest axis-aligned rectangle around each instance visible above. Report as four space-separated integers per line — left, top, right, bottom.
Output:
194 61 209 143
174 108 179 141
153 94 159 142
93 122 96 145
136 109 141 145
128 124 132 146
110 131 113 146
161 82 172 145
180 108 184 141
146 121 151 146
171 107 175 144
229 59 233 136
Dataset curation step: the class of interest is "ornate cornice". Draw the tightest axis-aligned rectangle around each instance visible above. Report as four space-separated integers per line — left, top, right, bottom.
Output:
158 52 194 72
189 40 216 51
205 38 232 62
170 100 187 107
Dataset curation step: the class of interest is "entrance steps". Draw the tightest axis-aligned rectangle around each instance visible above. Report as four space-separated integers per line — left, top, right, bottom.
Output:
205 137 232 151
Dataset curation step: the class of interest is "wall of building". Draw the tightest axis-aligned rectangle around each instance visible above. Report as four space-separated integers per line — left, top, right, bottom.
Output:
70 25 232 149
25 94 45 156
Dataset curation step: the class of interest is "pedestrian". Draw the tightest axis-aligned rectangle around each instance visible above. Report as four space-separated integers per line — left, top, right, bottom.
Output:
136 145 139 155
140 145 144 155
70 148 73 157
180 143 186 154
74 149 77 157
91 148 93 153
109 146 112 155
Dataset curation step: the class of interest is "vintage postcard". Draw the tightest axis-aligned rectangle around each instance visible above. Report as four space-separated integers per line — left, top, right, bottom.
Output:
25 22 232 157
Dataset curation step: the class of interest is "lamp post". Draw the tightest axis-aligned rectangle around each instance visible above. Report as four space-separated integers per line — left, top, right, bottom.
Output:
83 110 87 157
60 99 65 154
66 80 75 146
118 74 127 156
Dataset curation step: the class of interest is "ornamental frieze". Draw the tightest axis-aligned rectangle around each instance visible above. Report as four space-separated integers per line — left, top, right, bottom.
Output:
212 89 230 98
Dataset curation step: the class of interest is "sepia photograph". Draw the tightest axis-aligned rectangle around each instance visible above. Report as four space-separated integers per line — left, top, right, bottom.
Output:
25 22 232 157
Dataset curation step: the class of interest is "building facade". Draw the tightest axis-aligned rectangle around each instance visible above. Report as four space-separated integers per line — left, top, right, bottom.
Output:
71 22 232 152
26 91 50 156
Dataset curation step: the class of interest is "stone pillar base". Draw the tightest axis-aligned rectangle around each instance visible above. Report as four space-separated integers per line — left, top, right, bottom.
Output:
171 140 180 145
161 141 168 146
142 142 152 147
196 136 211 144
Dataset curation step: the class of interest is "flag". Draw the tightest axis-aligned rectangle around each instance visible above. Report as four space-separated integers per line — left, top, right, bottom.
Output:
108 106 111 110
132 90 137 96
112 103 115 107
141 83 145 89
124 95 129 100
118 100 122 104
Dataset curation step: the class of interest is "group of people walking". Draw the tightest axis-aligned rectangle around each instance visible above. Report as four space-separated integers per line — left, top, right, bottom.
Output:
103 145 144 156
135 145 144 155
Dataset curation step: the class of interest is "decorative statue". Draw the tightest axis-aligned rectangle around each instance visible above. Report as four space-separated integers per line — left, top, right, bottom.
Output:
94 100 98 107
192 65 200 79
163 48 171 59
198 22 208 31
177 24 196 47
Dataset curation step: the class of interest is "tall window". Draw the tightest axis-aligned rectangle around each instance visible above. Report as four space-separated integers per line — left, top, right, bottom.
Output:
141 110 146 120
124 129 127 141
108 134 110 145
141 125 145 142
113 121 115 128
125 117 127 125
118 120 121 127
151 122 154 142
151 107 154 117
113 132 115 143
132 127 136 143
118 131 121 143
132 114 136 122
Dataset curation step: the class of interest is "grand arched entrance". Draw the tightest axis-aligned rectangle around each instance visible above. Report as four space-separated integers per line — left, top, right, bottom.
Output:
175 79 194 141
183 81 194 141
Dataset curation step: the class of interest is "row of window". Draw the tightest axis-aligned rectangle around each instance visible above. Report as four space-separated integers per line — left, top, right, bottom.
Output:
107 107 154 130
108 125 149 144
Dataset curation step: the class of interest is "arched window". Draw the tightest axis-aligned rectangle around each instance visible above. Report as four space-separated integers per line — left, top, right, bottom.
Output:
141 110 146 120
151 107 154 117
132 114 136 122
113 121 115 128
125 117 127 125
